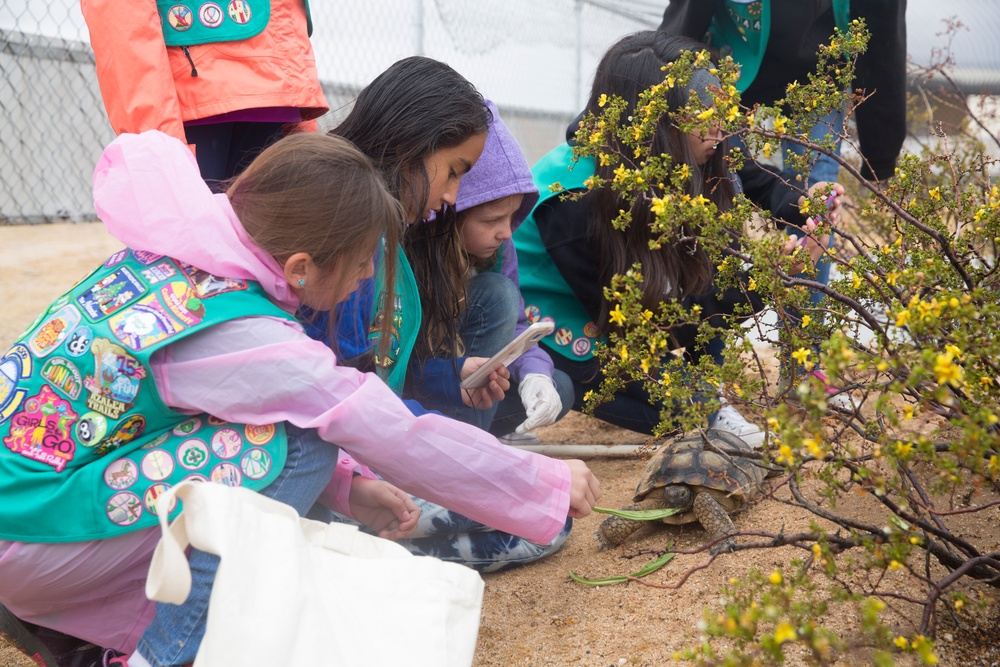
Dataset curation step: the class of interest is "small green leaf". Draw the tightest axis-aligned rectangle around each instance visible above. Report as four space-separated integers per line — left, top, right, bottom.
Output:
569 551 675 586
593 506 683 520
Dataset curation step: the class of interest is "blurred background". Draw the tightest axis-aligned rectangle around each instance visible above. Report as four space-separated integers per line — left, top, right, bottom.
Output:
0 0 997 224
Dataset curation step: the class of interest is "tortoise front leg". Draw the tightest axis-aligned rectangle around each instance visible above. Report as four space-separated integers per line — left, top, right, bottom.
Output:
594 497 665 550
692 492 738 554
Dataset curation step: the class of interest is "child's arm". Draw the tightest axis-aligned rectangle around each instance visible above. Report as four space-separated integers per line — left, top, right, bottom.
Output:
347 477 420 540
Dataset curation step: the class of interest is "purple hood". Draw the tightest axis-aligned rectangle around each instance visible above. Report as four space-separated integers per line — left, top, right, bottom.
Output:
455 100 539 232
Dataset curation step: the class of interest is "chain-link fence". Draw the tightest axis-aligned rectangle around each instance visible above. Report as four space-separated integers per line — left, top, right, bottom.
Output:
0 0 660 224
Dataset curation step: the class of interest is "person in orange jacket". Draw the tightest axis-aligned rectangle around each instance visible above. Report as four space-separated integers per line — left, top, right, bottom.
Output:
81 0 329 190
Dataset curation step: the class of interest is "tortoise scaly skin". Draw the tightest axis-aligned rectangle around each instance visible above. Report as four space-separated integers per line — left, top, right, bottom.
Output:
595 429 775 553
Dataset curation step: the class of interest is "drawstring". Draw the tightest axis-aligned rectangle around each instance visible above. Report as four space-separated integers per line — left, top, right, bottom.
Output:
181 46 198 77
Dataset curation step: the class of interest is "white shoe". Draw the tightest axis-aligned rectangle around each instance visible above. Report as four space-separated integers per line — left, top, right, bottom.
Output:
498 431 540 446
710 404 766 449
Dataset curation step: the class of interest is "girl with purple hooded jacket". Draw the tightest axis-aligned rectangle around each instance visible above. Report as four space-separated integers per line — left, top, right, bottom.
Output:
403 100 575 440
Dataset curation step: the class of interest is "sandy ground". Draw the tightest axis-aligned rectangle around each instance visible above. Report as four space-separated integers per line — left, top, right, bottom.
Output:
2 222 999 667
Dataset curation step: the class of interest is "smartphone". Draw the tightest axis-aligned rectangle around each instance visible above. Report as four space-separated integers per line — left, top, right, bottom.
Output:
460 321 556 390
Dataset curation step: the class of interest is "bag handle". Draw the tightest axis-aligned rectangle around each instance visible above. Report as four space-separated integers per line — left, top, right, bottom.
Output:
145 481 197 605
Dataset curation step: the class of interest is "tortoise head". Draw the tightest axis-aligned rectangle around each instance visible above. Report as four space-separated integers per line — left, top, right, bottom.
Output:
662 483 694 511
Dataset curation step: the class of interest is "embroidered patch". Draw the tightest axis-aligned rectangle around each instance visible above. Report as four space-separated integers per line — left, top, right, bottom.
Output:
198 2 224 27
144 483 174 515
63 325 93 358
179 262 248 298
177 438 210 470
583 322 601 338
3 385 79 472
109 295 185 351
104 250 130 268
167 5 194 31
159 282 205 326
211 461 242 486
140 262 178 285
244 423 276 445
83 338 145 419
227 0 252 24
240 447 272 480
571 338 592 357
76 267 147 322
131 251 165 265
0 345 32 425
553 327 573 346
141 449 175 481
107 491 143 526
96 414 146 456
524 305 541 323
104 458 138 490
211 427 243 459
28 305 81 358
75 411 108 447
41 357 83 400
173 417 203 436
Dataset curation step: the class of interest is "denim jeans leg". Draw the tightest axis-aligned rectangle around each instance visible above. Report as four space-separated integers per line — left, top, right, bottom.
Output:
135 425 337 667
781 103 845 187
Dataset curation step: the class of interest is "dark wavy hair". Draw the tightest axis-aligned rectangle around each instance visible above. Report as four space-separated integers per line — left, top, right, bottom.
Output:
586 31 733 332
329 56 491 369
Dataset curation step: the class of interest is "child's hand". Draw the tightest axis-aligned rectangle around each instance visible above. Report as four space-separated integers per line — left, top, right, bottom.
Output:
564 459 601 518
460 357 510 408
781 218 831 273
800 181 845 226
347 477 420 540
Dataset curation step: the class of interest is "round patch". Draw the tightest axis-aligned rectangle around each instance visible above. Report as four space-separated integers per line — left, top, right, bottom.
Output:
177 438 210 470
167 5 194 31
227 0 251 24
173 417 202 437
141 449 175 481
206 415 227 426
524 305 541 323
571 338 592 357
0 345 31 425
107 492 142 526
240 448 272 480
142 432 171 450
144 483 174 515
244 423 276 445
211 462 243 486
198 2 224 27
553 328 573 346
211 428 243 459
63 326 93 358
583 322 601 338
104 458 138 490
75 411 108 447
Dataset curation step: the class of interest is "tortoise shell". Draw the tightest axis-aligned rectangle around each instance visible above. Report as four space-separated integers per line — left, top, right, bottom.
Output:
632 428 771 524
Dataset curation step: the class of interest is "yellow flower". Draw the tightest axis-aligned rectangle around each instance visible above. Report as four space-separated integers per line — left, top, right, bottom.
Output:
589 130 603 145
748 276 757 291
928 187 941 200
888 559 903 571
725 105 740 122
692 194 710 207
640 358 650 374
598 93 608 107
619 345 628 361
612 163 628 184
697 108 716 121
762 142 773 158
609 304 627 326
894 309 911 327
934 351 965 387
791 348 811 365
769 570 783 585
895 636 909 649
851 272 862 289
774 623 797 645
800 315 812 328
598 153 612 167
894 440 913 457
772 115 788 134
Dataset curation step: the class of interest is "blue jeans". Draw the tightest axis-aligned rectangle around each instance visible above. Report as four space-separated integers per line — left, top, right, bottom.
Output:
427 271 572 435
135 425 338 667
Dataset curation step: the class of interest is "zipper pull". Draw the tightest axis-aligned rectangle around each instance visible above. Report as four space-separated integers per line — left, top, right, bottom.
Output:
181 46 198 77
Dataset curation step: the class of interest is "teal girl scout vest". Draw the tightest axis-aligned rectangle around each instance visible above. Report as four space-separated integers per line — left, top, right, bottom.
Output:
156 0 314 46
0 250 292 542
708 0 849 93
513 143 603 362
368 243 421 396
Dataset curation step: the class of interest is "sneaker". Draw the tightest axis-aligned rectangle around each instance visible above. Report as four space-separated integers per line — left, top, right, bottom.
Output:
0 603 57 666
497 431 540 447
101 649 129 667
710 404 766 449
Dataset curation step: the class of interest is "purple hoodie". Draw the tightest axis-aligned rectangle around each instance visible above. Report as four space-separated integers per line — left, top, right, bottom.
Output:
455 100 551 382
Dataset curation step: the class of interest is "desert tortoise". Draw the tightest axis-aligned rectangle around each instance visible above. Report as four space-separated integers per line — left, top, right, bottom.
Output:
595 428 775 553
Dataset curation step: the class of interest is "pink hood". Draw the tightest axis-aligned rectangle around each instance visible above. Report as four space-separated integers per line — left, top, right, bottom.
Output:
92 130 297 310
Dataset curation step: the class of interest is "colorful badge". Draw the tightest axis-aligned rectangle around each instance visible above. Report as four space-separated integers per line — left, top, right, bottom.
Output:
199 2 224 27
41 357 83 400
3 385 79 472
83 338 145 420
179 262 247 298
144 483 174 515
63 325 93 358
227 0 251 24
571 338 592 357
104 458 138 490
173 417 202 436
28 305 81 358
143 432 171 450
104 249 130 268
524 305 541 323
76 411 108 448
240 448 272 480
141 449 175 481
177 438 210 470
109 294 184 351
553 327 574 346
167 5 194 31
244 423 276 445
159 282 205 326
211 461 242 486
206 415 227 426
583 322 601 338
96 414 146 456
76 267 146 322
107 491 142 526
141 262 178 285
131 251 165 265
0 345 32 425
211 427 243 459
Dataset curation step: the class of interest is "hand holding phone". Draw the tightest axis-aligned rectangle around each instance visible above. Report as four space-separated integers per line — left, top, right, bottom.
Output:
460 321 555 391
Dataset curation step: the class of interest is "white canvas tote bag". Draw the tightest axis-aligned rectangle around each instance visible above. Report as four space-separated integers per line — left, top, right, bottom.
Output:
146 480 485 667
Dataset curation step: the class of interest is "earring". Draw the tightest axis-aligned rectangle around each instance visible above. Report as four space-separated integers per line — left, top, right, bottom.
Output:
297 279 305 287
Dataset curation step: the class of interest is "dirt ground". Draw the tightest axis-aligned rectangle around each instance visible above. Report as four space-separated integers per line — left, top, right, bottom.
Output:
2 222 999 667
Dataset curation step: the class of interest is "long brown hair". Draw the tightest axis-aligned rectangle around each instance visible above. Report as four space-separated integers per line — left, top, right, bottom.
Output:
586 31 733 332
228 133 401 300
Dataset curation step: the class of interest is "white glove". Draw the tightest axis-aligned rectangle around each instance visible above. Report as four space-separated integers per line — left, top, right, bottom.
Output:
516 374 562 433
